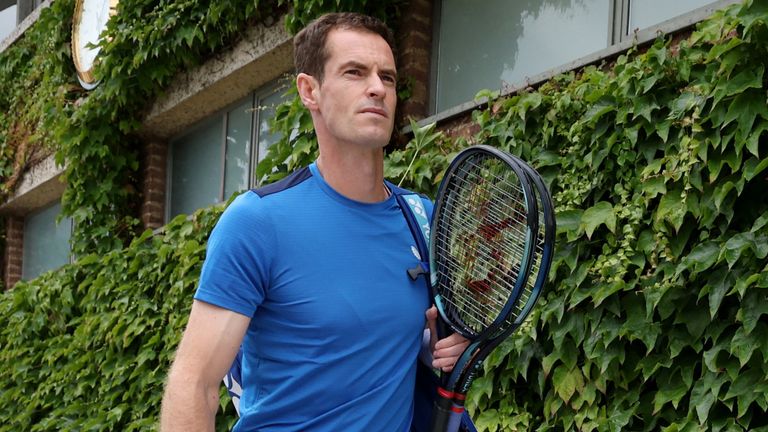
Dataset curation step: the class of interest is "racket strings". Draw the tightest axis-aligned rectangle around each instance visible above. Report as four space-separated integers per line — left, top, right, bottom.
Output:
441 195 530 242
433 153 532 334
432 243 522 311
446 163 531 222
433 206 531 272
433 253 515 321
477 199 545 340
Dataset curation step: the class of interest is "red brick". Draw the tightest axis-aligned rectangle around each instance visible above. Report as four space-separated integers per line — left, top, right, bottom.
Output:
139 139 168 230
3 216 24 290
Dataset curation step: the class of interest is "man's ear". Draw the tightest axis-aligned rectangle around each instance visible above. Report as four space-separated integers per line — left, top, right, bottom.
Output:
296 73 319 110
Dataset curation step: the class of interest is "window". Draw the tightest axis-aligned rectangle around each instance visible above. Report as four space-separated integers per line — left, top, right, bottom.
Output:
433 0 723 114
434 0 611 113
627 0 717 34
22 201 72 280
0 0 45 42
167 81 289 219
0 3 17 42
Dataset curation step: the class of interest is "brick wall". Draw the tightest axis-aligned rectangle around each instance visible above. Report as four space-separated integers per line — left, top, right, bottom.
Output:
140 139 167 230
3 216 24 290
396 0 434 122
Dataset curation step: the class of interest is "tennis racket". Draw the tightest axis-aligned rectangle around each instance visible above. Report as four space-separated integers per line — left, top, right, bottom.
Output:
428 145 556 432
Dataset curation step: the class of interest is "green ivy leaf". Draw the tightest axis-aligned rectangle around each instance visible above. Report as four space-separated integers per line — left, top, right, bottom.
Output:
580 202 616 239
690 370 726 424
552 365 584 403
557 209 584 241
722 232 756 269
723 367 762 407
722 91 768 142
730 326 758 367
655 192 686 233
743 156 768 182
679 241 719 275
712 65 763 106
736 290 768 334
652 370 690 414
703 267 731 318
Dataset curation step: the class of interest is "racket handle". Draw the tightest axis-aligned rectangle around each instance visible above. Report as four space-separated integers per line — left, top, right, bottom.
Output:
436 318 452 341
430 388 455 432
445 396 466 432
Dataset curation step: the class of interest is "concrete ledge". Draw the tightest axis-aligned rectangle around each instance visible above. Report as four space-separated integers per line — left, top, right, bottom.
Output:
0 154 65 215
142 16 294 140
0 0 52 54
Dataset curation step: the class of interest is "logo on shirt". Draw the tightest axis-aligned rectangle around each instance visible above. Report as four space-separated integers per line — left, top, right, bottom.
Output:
411 245 421 260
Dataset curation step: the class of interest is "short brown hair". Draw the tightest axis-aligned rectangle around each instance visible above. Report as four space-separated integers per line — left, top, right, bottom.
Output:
293 12 396 82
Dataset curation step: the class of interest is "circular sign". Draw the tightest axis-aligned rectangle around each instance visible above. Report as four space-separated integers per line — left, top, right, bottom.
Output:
71 0 118 89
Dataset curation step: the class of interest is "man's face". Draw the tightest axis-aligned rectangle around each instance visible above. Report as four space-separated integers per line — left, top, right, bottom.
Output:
312 28 397 149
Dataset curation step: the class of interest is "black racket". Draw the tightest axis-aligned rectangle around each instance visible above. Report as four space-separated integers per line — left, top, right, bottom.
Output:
428 145 556 432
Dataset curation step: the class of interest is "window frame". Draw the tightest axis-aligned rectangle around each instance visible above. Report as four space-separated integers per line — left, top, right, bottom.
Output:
165 79 288 222
251 81 286 184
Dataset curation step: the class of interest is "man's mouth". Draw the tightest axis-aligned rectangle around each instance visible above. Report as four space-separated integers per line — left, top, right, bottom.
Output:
360 107 388 118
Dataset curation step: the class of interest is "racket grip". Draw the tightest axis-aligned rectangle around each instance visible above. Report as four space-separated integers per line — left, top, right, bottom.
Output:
445 396 466 432
436 318 452 340
430 388 455 432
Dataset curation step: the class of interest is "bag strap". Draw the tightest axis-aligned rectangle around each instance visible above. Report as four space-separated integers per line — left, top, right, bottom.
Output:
394 192 432 281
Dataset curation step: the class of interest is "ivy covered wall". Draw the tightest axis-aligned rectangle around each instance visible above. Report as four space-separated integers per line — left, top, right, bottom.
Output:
1 0 767 431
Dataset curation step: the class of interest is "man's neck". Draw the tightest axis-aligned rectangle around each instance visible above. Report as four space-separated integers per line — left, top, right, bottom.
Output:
316 146 388 203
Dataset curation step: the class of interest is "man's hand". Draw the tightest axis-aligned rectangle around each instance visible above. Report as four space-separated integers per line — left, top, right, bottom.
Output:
425 306 470 372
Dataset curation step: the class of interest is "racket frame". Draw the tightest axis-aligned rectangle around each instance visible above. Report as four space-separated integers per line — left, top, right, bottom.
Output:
429 145 538 344
427 146 557 432
451 155 556 395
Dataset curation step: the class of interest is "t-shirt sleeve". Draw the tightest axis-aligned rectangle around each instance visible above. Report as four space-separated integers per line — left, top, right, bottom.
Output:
194 191 273 318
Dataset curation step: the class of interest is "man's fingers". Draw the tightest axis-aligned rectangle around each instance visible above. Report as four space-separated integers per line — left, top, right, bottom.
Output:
432 356 457 372
434 333 469 351
425 306 438 349
432 333 470 372
425 305 438 320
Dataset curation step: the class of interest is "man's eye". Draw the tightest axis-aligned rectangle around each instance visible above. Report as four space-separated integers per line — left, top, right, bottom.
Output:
345 69 362 76
381 75 396 84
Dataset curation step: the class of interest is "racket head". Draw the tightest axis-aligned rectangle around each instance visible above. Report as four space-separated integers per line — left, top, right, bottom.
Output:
429 145 538 341
452 155 556 393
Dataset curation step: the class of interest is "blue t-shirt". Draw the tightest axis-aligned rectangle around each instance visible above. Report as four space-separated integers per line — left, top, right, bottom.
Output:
195 162 433 431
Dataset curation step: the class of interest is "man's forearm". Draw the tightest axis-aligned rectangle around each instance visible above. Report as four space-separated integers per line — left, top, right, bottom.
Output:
160 374 219 432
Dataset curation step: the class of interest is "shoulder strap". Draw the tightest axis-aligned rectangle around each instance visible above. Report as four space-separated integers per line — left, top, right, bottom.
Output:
400 193 432 244
394 192 431 280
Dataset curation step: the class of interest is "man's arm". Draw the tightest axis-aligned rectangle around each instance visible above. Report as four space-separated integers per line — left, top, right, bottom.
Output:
160 300 250 432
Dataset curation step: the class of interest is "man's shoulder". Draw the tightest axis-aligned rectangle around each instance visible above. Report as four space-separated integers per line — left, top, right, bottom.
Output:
252 166 314 199
219 166 316 225
216 167 310 221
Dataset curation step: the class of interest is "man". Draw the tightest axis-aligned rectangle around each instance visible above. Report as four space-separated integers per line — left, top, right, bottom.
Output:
160 12 468 431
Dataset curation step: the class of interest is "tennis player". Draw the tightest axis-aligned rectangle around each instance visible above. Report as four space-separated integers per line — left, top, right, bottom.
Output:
160 12 468 431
